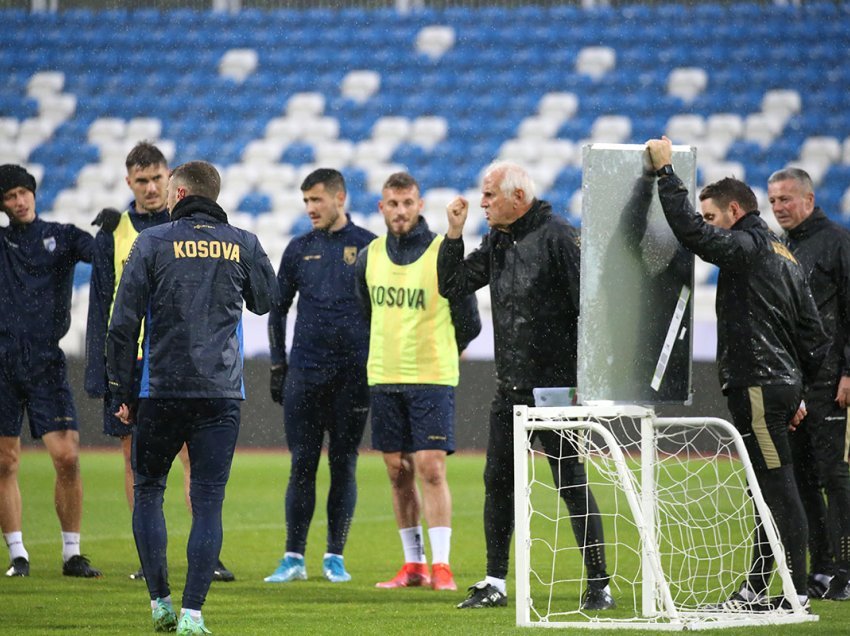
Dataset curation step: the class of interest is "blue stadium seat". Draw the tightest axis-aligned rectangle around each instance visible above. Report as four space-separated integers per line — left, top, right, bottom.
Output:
238 192 272 216
281 143 315 166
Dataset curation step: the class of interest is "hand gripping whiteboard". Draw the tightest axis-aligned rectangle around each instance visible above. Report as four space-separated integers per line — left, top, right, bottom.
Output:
578 143 696 405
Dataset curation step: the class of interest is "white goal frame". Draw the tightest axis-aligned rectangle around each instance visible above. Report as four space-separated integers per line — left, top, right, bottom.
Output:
513 404 817 630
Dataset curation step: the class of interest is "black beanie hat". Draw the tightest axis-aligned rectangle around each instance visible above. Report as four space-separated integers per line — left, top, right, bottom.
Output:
0 164 37 197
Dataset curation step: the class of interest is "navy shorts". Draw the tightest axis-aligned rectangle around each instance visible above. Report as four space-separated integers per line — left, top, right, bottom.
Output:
0 347 78 439
370 386 455 454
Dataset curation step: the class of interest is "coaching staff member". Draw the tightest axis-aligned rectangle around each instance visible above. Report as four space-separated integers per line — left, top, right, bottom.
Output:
769 167 850 600
0 164 101 578
647 137 829 610
438 161 614 611
107 161 278 634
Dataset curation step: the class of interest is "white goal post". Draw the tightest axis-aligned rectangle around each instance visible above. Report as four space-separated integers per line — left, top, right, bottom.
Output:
513 404 817 630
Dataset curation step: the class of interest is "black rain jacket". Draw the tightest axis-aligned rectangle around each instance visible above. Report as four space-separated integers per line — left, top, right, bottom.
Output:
785 207 850 390
658 174 828 392
437 199 580 390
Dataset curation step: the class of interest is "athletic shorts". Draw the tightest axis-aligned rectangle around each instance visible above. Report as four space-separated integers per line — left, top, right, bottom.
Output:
0 346 78 439
725 384 801 473
370 386 455 454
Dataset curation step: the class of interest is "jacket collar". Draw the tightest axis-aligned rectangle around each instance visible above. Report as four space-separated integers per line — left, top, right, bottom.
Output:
387 215 430 249
170 195 228 223
502 199 552 239
731 210 764 231
786 207 828 242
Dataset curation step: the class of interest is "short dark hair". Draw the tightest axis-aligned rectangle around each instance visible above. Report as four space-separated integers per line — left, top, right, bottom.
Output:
125 141 167 172
301 168 346 195
170 161 221 201
767 167 814 194
699 177 758 213
382 172 420 193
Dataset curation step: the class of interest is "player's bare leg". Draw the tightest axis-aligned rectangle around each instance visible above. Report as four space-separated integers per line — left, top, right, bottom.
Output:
42 430 100 577
376 451 429 588
415 449 456 590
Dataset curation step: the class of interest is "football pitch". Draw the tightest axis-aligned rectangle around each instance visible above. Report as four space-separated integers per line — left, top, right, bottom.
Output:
5 449 848 635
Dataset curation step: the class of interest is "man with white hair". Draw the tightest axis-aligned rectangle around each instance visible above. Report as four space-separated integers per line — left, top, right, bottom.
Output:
438 161 614 610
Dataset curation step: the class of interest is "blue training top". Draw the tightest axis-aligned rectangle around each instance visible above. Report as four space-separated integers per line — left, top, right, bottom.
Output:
0 216 92 349
268 215 376 369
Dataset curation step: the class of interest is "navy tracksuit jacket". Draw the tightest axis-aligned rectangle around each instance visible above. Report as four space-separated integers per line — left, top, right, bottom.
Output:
106 195 279 404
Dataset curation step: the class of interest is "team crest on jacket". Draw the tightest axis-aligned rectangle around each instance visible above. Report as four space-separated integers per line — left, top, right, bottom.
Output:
43 236 56 252
343 246 357 265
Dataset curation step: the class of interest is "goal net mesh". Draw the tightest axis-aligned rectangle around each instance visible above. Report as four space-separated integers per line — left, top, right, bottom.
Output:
515 405 813 630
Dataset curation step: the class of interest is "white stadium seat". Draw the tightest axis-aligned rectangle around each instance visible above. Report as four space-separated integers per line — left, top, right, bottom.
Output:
517 116 560 140
591 115 632 143
705 113 744 143
761 89 802 122
576 46 616 79
372 117 411 144
340 70 381 103
410 116 448 150
538 92 579 123
219 48 259 83
286 92 325 118
665 114 705 145
415 25 456 60
126 118 163 142
27 71 65 98
667 67 708 103
88 118 126 145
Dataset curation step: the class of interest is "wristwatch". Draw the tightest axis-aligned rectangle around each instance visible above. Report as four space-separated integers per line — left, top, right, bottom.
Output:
656 164 675 178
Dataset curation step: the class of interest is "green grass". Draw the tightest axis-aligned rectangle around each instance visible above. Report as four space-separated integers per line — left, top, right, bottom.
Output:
4 450 849 635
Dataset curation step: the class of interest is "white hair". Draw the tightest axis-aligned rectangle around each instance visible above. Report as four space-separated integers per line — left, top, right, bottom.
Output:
483 161 536 204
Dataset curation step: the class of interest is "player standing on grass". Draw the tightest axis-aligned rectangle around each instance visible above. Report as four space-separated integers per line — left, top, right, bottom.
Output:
264 168 375 584
107 161 278 634
647 136 829 611
85 142 235 583
355 172 480 592
438 161 615 611
0 164 102 579
769 167 850 601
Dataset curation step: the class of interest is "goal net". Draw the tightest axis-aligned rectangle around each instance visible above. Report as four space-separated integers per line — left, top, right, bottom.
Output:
513 404 816 630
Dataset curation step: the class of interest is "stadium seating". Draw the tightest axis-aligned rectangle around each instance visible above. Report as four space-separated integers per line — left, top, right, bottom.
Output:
1 2 848 354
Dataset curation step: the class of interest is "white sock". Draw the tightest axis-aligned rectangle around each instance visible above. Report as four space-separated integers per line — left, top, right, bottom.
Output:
428 526 452 565
151 596 172 610
485 575 507 595
4 532 29 562
324 552 342 560
181 608 202 620
399 526 426 564
285 552 304 561
61 532 80 562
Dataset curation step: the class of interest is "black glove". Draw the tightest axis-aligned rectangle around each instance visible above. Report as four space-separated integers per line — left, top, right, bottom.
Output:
92 207 121 233
270 362 287 404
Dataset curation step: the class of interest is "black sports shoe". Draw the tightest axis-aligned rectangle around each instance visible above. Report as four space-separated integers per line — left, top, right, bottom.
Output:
709 586 770 611
62 555 102 578
5 557 29 577
581 586 616 610
212 559 235 582
765 595 812 613
824 579 850 601
457 581 508 609
807 574 831 599
129 567 145 581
